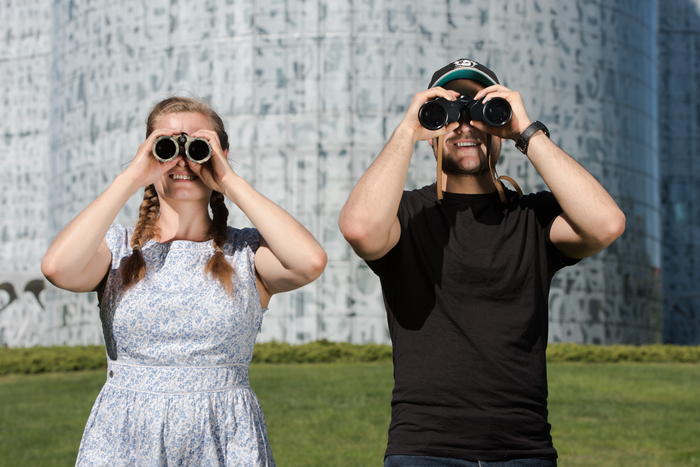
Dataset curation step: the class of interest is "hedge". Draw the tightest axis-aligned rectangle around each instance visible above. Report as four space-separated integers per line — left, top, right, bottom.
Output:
1 341 698 375
0 345 107 376
546 343 700 363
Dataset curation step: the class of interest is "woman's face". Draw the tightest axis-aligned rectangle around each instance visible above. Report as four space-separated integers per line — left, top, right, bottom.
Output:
153 112 214 205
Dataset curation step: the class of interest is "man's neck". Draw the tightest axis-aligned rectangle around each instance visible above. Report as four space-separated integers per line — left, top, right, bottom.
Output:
442 171 497 195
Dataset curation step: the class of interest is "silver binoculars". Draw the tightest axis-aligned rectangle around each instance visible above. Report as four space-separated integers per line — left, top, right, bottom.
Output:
152 132 212 164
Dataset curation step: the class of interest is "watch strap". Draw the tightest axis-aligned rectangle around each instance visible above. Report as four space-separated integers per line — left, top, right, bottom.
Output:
515 121 550 154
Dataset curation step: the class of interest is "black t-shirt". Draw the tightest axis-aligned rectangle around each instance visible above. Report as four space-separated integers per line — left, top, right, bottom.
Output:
367 184 574 462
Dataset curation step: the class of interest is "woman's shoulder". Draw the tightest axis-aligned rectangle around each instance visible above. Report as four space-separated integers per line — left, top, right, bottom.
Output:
225 226 261 252
105 224 133 248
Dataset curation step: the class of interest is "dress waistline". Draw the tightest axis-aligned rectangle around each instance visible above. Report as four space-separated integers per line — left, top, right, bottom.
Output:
105 361 250 394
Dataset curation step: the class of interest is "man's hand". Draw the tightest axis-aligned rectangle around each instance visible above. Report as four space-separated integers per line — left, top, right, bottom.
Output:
470 84 533 141
398 87 462 143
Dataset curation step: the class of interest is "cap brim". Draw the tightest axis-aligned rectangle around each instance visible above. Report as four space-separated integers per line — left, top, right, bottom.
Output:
431 69 497 88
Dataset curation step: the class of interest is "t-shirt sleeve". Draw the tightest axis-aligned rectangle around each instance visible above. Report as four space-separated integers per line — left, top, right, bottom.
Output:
105 224 132 269
364 191 415 276
528 191 581 268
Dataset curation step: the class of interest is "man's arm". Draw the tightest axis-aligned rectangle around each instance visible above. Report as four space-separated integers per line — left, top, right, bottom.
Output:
473 85 626 259
525 133 626 258
338 88 459 261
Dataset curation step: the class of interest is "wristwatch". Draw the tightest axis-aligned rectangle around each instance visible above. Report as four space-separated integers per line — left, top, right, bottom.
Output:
515 121 550 154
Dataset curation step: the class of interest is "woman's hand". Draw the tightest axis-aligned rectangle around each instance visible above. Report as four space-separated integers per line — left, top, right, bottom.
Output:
185 129 238 193
122 129 184 188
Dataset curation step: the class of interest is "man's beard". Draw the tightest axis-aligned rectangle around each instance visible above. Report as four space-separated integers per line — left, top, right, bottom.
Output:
441 154 490 176
439 138 501 176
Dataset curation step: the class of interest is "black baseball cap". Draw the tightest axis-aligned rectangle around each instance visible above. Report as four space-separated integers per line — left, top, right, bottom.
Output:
428 58 500 89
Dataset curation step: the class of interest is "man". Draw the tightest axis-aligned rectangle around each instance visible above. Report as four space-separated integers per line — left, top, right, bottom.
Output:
338 59 625 466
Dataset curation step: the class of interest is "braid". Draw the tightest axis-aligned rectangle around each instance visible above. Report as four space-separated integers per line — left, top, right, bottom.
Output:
121 184 161 289
205 191 235 296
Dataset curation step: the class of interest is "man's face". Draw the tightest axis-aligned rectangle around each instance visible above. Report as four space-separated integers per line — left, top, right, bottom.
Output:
431 79 502 177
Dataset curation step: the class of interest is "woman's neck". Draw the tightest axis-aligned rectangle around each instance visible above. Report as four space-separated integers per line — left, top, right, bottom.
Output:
155 199 213 243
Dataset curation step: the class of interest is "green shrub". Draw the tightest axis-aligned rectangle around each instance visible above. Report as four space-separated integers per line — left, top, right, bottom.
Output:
0 345 107 375
251 339 393 363
546 343 700 363
1 342 698 376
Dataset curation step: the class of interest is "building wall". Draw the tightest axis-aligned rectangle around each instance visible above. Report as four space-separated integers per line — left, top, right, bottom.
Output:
1 0 664 347
659 0 700 345
0 0 53 347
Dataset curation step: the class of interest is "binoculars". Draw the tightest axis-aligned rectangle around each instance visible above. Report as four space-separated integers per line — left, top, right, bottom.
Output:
418 94 512 130
152 132 212 163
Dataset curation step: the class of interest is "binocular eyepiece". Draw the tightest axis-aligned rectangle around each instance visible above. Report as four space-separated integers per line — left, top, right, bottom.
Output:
418 94 512 130
152 132 212 164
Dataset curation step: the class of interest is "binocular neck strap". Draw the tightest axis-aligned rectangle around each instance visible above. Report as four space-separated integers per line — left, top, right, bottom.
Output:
488 134 523 203
436 135 444 200
499 175 523 198
488 134 506 203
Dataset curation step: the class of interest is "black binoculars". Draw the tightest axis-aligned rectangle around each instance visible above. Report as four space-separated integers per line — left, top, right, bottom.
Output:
418 94 512 130
152 132 212 164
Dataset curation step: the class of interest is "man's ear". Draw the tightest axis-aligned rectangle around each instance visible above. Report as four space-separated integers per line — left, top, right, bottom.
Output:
428 137 434 148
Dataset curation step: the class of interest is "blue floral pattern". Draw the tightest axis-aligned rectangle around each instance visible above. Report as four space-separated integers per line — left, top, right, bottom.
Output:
76 224 275 467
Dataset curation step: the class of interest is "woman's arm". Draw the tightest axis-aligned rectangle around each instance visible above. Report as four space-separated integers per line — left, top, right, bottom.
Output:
187 130 327 305
223 177 327 303
41 129 183 292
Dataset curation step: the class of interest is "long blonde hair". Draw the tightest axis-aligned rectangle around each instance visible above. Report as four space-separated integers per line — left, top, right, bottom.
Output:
120 97 235 296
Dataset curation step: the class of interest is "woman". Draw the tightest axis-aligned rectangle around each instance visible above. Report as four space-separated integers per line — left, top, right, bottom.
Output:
41 96 327 466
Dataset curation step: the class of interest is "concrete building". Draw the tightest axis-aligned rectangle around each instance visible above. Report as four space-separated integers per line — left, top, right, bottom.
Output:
2 0 680 348
659 0 700 345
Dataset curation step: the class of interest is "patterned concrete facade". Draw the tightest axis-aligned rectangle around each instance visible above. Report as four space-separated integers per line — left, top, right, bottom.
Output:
1 0 667 347
659 0 700 345
0 0 53 347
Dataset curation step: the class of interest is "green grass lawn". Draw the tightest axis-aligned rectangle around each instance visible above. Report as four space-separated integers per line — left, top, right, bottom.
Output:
548 363 700 467
0 362 698 467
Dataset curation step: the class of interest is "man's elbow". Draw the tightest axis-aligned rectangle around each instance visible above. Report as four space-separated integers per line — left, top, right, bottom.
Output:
338 222 363 248
591 209 626 253
604 209 626 245
338 217 379 260
338 212 367 248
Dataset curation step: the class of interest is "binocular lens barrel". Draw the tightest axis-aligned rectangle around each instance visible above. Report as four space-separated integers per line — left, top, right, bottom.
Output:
152 134 212 164
186 139 212 162
153 137 179 162
418 101 451 131
480 98 511 127
418 95 512 130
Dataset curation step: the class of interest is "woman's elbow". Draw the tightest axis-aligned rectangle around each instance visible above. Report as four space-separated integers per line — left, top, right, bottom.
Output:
307 248 328 282
40 255 60 283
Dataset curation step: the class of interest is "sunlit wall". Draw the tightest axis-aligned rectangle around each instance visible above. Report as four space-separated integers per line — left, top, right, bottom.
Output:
0 0 52 347
1 0 664 347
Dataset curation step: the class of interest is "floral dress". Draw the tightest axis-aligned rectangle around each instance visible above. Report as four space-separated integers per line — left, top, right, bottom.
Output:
76 224 275 467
